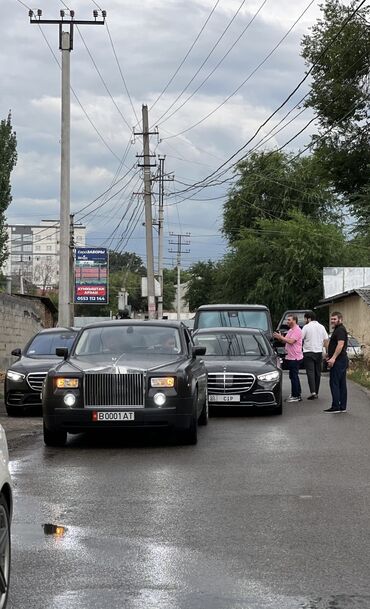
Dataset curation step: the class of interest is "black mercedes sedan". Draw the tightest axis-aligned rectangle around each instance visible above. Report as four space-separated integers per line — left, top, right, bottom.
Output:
193 327 283 414
5 328 78 416
42 320 208 447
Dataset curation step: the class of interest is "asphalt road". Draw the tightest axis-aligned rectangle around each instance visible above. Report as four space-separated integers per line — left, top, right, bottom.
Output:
4 373 370 609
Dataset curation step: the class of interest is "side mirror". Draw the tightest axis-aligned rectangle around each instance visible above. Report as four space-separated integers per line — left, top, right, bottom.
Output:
11 348 21 357
56 348 69 360
192 345 206 358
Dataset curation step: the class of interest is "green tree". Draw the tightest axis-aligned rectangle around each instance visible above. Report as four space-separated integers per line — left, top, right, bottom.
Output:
219 211 368 324
108 250 146 275
0 112 17 267
222 151 338 243
185 261 221 311
301 0 370 222
162 268 177 311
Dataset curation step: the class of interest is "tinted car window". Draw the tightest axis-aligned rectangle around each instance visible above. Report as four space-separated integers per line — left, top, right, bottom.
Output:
348 337 360 347
26 332 76 357
196 310 269 331
194 332 269 356
75 326 182 356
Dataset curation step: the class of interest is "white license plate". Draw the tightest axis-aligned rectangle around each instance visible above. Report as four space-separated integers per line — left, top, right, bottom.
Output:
209 395 240 403
94 411 135 421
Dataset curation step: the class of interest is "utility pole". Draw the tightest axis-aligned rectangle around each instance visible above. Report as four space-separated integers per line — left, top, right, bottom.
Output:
29 8 106 327
134 105 158 319
69 214 75 325
156 156 174 319
169 233 190 320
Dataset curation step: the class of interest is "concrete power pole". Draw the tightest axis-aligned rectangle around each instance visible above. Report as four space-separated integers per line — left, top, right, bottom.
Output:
169 233 190 320
134 105 157 319
69 214 75 324
157 156 174 320
29 8 106 327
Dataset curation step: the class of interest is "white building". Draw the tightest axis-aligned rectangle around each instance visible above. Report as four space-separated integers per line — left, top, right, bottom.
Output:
3 220 86 290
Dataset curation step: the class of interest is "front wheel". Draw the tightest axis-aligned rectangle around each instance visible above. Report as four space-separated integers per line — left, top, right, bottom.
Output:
5 406 23 418
178 414 198 445
0 494 11 609
43 422 67 447
198 395 209 426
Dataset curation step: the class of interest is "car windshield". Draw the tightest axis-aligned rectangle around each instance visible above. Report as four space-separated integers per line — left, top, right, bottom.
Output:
26 331 76 358
194 332 269 357
74 325 182 357
196 309 269 331
348 337 360 347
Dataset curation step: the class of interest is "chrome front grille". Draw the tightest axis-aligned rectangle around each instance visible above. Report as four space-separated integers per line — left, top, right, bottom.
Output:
84 373 144 408
27 372 47 392
207 372 255 394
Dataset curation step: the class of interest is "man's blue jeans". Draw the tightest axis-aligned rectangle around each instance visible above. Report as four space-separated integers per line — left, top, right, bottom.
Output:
287 359 302 398
329 357 348 410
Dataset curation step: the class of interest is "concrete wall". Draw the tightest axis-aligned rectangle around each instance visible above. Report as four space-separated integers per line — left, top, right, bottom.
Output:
0 294 54 370
328 296 370 346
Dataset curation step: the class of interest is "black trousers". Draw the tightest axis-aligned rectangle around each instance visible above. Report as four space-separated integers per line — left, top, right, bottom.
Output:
303 351 323 395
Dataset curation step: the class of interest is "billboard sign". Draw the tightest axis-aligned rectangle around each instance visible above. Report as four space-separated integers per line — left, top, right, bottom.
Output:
74 248 109 304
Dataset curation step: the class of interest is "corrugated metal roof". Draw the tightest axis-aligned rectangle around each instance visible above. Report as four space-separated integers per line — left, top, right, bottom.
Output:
318 286 370 307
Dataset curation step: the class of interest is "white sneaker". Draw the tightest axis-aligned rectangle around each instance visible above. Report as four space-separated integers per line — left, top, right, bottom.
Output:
287 397 300 402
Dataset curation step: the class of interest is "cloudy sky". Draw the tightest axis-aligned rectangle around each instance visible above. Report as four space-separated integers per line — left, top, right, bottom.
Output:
2 0 329 269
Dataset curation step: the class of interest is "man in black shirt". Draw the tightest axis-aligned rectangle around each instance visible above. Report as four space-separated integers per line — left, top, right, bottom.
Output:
324 311 348 413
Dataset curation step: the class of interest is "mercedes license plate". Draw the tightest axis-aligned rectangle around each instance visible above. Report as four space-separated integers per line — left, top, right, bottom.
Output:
209 395 240 403
93 411 135 421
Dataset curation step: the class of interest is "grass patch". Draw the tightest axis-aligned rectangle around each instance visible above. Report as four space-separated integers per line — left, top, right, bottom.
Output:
348 363 370 390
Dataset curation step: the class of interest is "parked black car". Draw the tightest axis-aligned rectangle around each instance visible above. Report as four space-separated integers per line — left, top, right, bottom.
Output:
193 327 282 414
42 320 208 447
5 328 78 416
193 304 273 340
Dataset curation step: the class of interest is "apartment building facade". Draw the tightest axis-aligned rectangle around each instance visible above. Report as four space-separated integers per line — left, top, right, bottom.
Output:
3 220 86 290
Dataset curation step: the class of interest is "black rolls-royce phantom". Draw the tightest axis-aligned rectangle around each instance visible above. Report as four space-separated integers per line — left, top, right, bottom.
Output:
42 320 208 446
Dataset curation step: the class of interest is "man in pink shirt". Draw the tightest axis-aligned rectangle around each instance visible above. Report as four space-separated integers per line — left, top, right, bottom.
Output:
273 314 303 402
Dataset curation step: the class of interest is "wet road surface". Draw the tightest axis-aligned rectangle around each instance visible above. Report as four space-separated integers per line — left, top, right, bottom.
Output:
7 374 370 609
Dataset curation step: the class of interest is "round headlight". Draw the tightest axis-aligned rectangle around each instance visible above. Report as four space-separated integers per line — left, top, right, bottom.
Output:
153 392 166 407
63 393 76 407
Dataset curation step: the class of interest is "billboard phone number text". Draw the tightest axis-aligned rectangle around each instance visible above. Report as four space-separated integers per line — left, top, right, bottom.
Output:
75 296 107 303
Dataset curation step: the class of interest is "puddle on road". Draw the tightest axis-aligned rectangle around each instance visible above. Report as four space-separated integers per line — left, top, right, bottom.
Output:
12 521 77 550
43 523 68 537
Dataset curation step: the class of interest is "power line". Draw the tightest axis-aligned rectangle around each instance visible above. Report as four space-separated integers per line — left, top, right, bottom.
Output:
155 0 248 125
73 163 138 217
166 0 368 194
76 25 133 132
106 21 140 125
156 0 270 127
162 0 317 138
76 167 141 222
36 24 122 162
150 0 221 113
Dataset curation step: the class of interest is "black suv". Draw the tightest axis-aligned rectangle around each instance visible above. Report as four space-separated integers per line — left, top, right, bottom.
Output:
193 304 273 339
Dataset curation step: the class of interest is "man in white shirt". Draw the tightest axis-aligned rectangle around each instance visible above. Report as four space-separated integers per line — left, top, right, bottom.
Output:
302 311 328 400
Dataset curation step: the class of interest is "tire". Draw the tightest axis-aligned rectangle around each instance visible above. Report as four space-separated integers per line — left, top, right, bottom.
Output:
0 494 11 609
198 392 209 426
273 403 283 415
180 414 198 445
5 406 23 417
43 422 67 447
